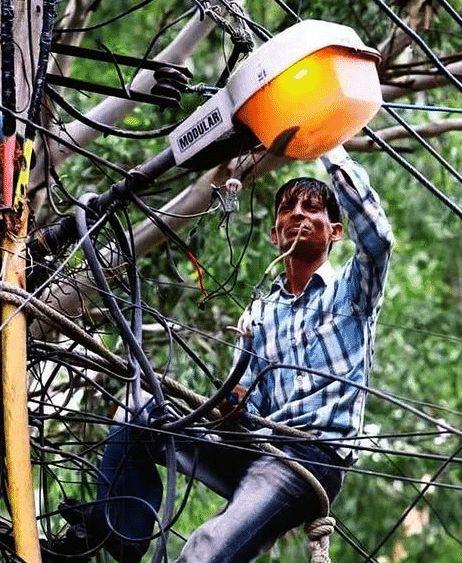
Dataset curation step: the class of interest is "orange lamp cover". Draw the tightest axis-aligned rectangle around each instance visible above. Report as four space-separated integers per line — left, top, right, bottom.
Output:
234 46 382 160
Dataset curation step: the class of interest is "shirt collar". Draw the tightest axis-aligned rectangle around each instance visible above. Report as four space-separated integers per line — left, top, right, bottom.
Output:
271 260 335 294
313 260 336 285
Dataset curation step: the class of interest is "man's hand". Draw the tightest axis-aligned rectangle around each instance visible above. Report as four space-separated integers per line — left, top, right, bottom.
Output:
218 385 247 421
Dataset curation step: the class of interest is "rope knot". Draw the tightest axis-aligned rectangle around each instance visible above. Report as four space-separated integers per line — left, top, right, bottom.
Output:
305 516 336 563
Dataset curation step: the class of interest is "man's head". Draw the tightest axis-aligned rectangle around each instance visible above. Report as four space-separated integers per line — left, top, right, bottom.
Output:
271 177 343 257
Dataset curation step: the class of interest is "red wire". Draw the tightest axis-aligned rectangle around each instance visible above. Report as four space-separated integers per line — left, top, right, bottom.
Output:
186 250 207 297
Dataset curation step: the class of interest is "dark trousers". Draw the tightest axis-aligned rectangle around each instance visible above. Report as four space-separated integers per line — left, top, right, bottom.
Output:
94 426 345 562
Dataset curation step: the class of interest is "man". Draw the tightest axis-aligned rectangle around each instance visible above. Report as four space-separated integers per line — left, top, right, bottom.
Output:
51 145 393 562
171 146 393 562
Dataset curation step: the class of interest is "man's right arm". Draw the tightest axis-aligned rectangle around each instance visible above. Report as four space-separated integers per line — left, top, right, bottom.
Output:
322 147 394 315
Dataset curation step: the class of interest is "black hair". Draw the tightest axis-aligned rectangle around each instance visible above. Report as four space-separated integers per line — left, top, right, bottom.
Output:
274 177 341 224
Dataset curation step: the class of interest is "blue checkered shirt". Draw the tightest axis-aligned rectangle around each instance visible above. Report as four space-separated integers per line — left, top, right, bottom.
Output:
237 152 394 460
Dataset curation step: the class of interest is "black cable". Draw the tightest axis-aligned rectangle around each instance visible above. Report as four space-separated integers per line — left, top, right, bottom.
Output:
45 86 180 139
163 333 252 431
435 0 462 28
363 126 462 220
24 253 462 434
31 431 462 528
384 106 462 185
129 7 195 86
271 0 301 22
366 441 462 560
217 0 272 41
247 363 462 438
367 435 462 549
177 427 457 447
28 406 462 491
383 101 462 114
151 433 176 563
41 133 71 218
372 0 462 93
167 330 218 388
28 397 449 477
215 42 244 88
27 211 188 555
41 96 120 185
25 0 56 139
130 192 246 309
14 4 462 558
27 245 462 384
26 0 35 90
75 193 165 407
50 42 190 73
333 516 379 562
96 40 130 97
45 73 184 107
0 101 131 177
120 207 144 415
200 167 258 305
1 0 16 135
28 148 175 257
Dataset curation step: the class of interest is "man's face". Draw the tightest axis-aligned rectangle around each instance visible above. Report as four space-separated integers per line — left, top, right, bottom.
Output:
271 189 343 256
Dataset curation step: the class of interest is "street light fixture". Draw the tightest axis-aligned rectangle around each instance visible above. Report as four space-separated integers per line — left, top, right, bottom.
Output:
169 19 382 165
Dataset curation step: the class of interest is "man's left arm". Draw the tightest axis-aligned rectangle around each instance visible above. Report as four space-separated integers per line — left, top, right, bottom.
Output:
321 146 394 315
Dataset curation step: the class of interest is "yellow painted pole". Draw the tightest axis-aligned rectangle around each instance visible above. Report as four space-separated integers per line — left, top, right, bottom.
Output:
0 0 44 559
1 143 41 561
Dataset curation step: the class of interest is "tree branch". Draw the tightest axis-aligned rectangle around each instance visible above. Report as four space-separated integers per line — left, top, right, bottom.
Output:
382 60 462 100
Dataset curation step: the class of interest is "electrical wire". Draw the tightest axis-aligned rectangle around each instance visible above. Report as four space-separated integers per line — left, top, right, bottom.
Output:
372 0 462 92
363 126 462 220
435 0 462 28
383 101 462 114
383 105 462 185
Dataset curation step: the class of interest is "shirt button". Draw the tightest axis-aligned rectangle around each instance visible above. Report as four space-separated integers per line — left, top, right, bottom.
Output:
296 373 303 381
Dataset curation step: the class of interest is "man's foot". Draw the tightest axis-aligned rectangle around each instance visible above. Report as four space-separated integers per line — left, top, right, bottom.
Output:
40 533 93 562
40 498 101 562
0 522 17 561
43 497 147 563
0 520 93 563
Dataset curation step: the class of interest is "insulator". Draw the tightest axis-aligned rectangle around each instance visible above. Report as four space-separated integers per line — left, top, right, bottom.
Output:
150 65 191 110
223 178 242 213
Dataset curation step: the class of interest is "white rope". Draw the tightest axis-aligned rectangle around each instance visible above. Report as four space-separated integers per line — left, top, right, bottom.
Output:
306 516 336 563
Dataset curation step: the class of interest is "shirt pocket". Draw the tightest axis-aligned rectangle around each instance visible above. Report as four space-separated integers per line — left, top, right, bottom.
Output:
311 318 336 341
307 317 353 377
306 309 336 347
